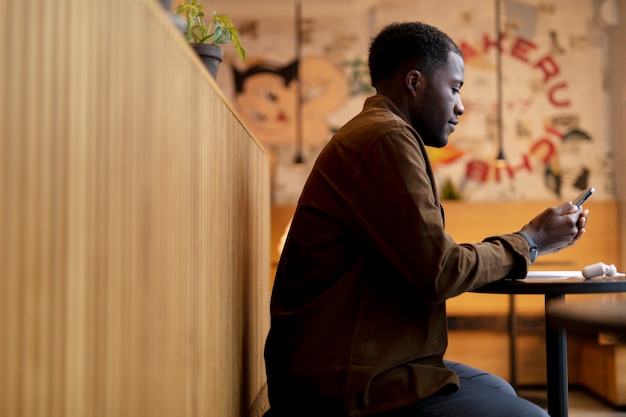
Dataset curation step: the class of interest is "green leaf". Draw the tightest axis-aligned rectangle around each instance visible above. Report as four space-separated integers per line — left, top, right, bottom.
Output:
174 1 246 62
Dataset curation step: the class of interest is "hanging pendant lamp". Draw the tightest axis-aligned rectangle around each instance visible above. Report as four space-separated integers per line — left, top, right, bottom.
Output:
495 0 507 167
293 0 305 164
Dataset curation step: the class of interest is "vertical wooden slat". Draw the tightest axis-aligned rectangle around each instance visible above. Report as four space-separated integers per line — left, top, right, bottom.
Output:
1 0 270 416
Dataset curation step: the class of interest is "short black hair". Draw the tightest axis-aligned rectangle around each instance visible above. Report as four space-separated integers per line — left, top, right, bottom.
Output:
368 22 462 87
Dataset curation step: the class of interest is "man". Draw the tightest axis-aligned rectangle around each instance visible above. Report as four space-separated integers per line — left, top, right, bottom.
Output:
263 22 588 417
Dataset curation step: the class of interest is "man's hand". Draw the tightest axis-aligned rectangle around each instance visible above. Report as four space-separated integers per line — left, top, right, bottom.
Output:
520 202 589 256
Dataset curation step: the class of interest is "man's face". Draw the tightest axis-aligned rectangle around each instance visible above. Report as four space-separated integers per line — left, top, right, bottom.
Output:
411 52 465 148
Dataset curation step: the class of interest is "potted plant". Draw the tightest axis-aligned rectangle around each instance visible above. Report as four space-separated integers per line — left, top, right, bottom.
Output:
174 0 246 78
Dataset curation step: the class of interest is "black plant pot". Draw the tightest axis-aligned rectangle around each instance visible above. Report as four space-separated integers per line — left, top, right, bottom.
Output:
191 43 224 78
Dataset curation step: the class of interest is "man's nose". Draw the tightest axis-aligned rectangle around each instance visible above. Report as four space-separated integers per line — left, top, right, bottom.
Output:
455 97 465 116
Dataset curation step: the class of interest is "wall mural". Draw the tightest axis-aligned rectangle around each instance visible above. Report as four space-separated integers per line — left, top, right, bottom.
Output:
215 0 615 204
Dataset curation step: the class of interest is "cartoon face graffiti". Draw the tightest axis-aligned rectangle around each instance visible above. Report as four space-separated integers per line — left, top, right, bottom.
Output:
233 56 349 147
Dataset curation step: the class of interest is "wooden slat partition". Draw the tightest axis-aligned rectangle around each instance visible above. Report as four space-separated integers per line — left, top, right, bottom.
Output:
0 1 270 417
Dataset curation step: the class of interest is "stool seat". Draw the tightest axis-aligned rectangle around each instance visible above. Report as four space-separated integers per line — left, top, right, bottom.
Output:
547 298 626 339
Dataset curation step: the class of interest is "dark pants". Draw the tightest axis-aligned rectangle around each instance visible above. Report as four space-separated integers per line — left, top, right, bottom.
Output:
376 361 549 417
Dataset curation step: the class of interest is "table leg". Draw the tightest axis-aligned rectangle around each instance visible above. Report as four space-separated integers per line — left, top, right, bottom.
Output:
509 294 517 389
545 293 567 417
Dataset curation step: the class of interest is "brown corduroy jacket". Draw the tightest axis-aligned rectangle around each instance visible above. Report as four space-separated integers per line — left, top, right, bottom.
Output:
264 95 530 417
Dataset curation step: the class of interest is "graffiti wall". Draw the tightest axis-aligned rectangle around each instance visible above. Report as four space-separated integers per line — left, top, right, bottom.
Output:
213 0 616 203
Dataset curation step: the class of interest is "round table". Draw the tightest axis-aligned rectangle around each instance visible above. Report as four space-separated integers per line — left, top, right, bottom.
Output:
474 274 626 417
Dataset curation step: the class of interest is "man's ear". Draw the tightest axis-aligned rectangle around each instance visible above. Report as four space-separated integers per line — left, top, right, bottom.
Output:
405 69 421 96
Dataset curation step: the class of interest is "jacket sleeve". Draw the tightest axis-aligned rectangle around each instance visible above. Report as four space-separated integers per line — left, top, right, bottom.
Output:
350 125 529 303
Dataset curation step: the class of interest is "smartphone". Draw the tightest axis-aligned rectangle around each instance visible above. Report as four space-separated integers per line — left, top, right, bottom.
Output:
573 186 595 207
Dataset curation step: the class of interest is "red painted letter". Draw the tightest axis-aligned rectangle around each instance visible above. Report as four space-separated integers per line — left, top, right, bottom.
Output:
510 38 537 63
533 55 561 83
547 81 571 107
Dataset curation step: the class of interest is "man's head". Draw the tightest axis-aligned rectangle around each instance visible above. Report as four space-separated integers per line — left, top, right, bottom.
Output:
368 22 465 148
